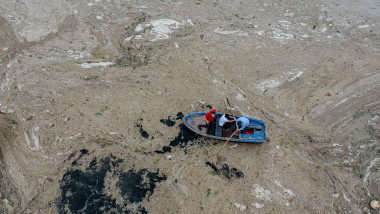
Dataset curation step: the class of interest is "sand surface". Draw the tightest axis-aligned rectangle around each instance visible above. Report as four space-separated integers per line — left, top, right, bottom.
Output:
0 0 379 213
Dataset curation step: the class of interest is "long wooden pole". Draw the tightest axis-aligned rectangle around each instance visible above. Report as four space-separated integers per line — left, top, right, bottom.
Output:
216 129 238 155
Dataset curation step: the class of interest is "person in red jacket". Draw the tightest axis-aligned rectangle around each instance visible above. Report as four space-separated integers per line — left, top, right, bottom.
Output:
198 108 216 131
204 108 216 124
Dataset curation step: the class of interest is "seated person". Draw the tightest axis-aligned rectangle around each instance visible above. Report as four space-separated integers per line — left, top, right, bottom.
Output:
204 108 216 124
219 114 236 130
236 117 249 133
198 108 216 131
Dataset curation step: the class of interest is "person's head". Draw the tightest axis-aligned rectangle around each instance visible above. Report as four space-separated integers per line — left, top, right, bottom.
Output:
210 108 216 117
225 114 231 119
237 121 242 129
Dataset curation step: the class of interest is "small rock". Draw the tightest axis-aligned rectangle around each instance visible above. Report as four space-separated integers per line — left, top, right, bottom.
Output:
230 144 238 148
234 203 246 211
370 200 379 209
252 202 264 208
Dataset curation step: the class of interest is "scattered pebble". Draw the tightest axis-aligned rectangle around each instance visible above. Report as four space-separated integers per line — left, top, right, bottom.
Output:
252 202 264 208
234 203 246 211
370 200 379 209
230 144 238 148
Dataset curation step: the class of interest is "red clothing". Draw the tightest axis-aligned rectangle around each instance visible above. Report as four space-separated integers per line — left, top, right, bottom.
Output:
205 109 216 122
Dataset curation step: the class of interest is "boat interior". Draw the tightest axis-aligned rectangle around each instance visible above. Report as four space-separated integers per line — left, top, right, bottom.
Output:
195 114 263 139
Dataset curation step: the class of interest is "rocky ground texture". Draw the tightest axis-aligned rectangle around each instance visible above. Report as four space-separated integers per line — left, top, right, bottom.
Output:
0 0 379 213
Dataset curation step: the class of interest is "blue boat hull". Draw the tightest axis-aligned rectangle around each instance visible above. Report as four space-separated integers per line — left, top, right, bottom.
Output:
183 112 266 143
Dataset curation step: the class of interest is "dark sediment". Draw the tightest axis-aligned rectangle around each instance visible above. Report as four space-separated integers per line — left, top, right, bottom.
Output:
155 124 198 154
58 152 166 213
136 119 149 139
205 161 244 179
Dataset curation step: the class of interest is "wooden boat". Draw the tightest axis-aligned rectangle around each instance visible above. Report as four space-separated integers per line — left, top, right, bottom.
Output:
183 112 266 143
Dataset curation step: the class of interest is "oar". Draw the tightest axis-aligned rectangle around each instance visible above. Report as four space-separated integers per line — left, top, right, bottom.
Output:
216 129 238 155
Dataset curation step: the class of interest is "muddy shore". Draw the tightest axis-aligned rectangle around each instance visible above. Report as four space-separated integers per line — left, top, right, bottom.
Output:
0 0 379 213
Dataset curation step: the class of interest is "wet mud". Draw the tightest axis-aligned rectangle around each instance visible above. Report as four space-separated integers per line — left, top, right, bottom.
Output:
1 0 379 212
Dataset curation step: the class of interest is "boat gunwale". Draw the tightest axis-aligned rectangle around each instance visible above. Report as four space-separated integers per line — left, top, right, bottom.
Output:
183 112 266 143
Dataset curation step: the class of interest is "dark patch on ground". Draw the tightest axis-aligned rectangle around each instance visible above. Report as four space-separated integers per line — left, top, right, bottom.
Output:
58 155 122 213
201 105 213 109
307 135 314 143
117 169 167 203
169 124 198 147
205 161 244 179
159 112 184 127
155 146 172 154
160 118 176 127
175 112 184 120
57 152 166 214
71 149 89 166
154 124 198 154
155 124 197 154
155 113 199 154
136 119 149 139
